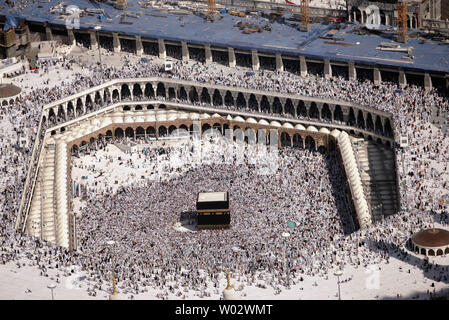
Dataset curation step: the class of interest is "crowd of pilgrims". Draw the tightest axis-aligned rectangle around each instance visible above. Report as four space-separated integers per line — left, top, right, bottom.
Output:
0 48 448 298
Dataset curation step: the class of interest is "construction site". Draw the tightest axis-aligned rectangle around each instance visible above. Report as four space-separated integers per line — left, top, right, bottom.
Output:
0 0 448 92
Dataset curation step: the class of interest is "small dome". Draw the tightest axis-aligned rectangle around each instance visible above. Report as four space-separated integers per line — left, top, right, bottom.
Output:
258 119 269 126
282 123 294 128
270 121 281 127
246 117 257 124
295 124 306 130
306 126 318 132
319 127 330 134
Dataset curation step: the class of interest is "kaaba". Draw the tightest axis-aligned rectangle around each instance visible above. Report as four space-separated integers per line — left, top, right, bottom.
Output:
196 192 230 229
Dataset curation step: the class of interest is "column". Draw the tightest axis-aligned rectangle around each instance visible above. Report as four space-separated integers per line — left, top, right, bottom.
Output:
348 62 356 81
373 68 381 85
45 26 53 41
228 47 236 68
182 42 189 62
67 28 75 46
135 36 143 56
251 50 259 71
424 73 432 92
89 31 98 50
324 59 332 79
399 70 407 89
299 56 307 77
113 33 121 53
158 38 166 59
205 44 212 65
276 54 284 72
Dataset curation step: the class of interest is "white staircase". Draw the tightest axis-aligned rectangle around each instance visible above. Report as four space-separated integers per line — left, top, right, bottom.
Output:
351 138 399 222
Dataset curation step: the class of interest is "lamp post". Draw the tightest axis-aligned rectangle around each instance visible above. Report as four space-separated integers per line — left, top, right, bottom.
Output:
334 270 343 300
106 240 120 300
94 26 102 76
47 283 56 300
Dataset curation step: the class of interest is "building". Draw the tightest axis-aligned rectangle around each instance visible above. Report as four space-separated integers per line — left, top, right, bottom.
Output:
196 192 231 229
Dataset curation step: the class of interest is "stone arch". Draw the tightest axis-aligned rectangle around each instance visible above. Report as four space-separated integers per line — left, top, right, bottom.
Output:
261 96 270 113
436 249 443 256
121 84 131 99
334 105 343 122
133 84 143 98
321 103 332 121
94 91 102 105
156 83 166 98
224 91 234 107
147 105 154 110
236 92 246 109
281 132 291 147
135 105 143 111
245 128 256 144
366 113 374 131
189 87 199 103
348 108 356 126
305 136 316 150
384 119 393 137
123 105 131 111
309 102 319 119
233 126 244 142
136 127 145 139
158 104 166 109
272 97 283 115
67 102 74 117
158 126 167 137
248 94 258 112
213 123 222 134
201 88 211 104
375 116 383 135
179 124 188 131
85 95 93 112
57 105 65 121
106 130 113 141
293 133 303 148
213 89 223 106
285 99 294 117
202 123 211 133
125 127 134 138
357 110 365 129
112 89 120 101
146 126 156 137
168 87 176 99
104 89 111 103
115 128 124 139
144 84 155 98
297 100 307 117
445 248 449 254
169 125 177 135
179 87 188 101
428 249 435 256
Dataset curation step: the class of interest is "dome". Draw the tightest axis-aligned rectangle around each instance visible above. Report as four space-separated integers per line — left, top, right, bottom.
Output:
0 83 21 99
411 228 449 248
270 121 281 127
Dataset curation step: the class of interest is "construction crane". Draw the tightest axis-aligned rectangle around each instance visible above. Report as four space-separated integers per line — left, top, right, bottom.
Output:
207 0 216 15
397 0 408 43
300 0 310 32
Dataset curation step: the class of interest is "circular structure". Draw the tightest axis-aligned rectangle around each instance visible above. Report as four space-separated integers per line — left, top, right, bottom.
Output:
0 83 21 106
411 228 449 256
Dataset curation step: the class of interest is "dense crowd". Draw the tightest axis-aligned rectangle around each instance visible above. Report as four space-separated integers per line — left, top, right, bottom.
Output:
0 44 448 298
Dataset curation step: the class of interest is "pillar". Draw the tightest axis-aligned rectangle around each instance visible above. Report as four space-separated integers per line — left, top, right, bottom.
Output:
399 70 407 89
182 42 189 62
424 73 432 92
228 47 236 68
276 54 284 72
135 36 143 56
300 56 307 77
205 45 212 65
89 31 98 50
348 62 356 81
324 59 332 79
67 28 75 46
373 68 381 85
158 38 166 59
45 26 53 41
113 33 121 53
251 50 259 71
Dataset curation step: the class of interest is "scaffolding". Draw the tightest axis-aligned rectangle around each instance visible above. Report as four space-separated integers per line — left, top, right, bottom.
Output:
300 0 310 32
207 0 216 15
397 0 408 43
